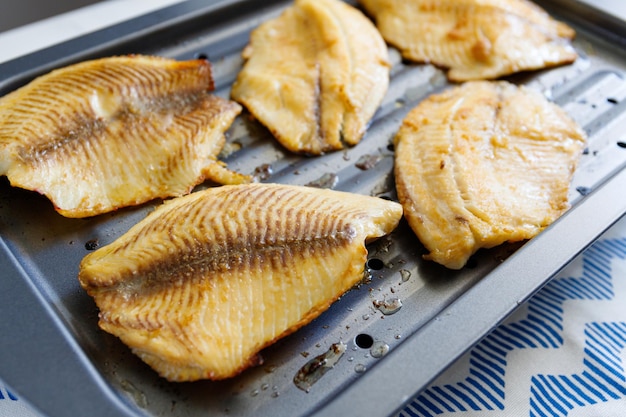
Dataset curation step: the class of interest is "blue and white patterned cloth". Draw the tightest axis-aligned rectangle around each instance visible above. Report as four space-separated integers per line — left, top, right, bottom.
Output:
0 385 38 417
399 216 626 417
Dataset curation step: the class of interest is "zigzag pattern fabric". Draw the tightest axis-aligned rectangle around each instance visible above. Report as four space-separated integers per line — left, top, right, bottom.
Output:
399 237 626 417
0 387 16 401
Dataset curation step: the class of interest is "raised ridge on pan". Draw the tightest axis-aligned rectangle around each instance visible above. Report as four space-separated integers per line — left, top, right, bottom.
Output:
1 0 626 416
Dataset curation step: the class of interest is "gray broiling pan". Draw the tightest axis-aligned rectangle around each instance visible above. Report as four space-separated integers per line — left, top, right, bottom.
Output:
1 1 626 416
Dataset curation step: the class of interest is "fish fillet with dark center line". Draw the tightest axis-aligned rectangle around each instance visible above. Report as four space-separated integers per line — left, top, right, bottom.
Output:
78 183 403 381
394 81 586 269
231 0 390 155
358 0 577 81
0 55 249 218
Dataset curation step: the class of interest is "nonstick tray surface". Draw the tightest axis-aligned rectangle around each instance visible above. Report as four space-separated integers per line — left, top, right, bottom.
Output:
1 1 626 416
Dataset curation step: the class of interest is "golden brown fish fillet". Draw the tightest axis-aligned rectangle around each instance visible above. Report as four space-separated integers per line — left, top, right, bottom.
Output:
0 55 249 218
358 0 577 81
231 0 390 155
78 183 403 381
394 81 586 269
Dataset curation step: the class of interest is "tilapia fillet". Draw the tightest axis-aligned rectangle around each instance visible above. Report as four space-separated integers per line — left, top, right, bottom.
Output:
0 55 249 218
78 183 402 381
231 0 390 155
358 0 577 81
394 81 586 269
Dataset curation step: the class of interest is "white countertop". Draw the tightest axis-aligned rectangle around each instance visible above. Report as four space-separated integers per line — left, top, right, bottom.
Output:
0 0 186 64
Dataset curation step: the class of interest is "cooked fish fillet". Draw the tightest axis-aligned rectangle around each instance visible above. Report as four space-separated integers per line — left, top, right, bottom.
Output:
0 55 249 218
78 183 403 381
358 0 577 81
394 81 586 269
231 0 390 155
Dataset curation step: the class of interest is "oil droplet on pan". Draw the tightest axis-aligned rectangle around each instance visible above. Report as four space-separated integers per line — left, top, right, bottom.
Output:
306 172 338 189
400 269 411 282
373 297 403 315
293 342 347 392
370 341 390 358
354 364 367 373
120 380 147 408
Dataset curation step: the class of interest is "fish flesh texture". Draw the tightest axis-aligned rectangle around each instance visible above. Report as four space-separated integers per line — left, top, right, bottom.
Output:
358 0 577 81
0 55 249 218
231 0 390 155
394 81 586 269
78 183 403 381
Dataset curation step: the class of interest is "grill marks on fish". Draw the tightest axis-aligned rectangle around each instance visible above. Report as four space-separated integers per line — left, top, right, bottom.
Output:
97 190 356 294
358 0 577 81
394 81 586 269
0 55 248 218
79 183 403 381
5 58 210 150
231 0 389 155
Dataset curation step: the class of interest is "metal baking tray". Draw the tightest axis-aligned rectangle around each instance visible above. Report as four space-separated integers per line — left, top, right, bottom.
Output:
1 1 626 416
